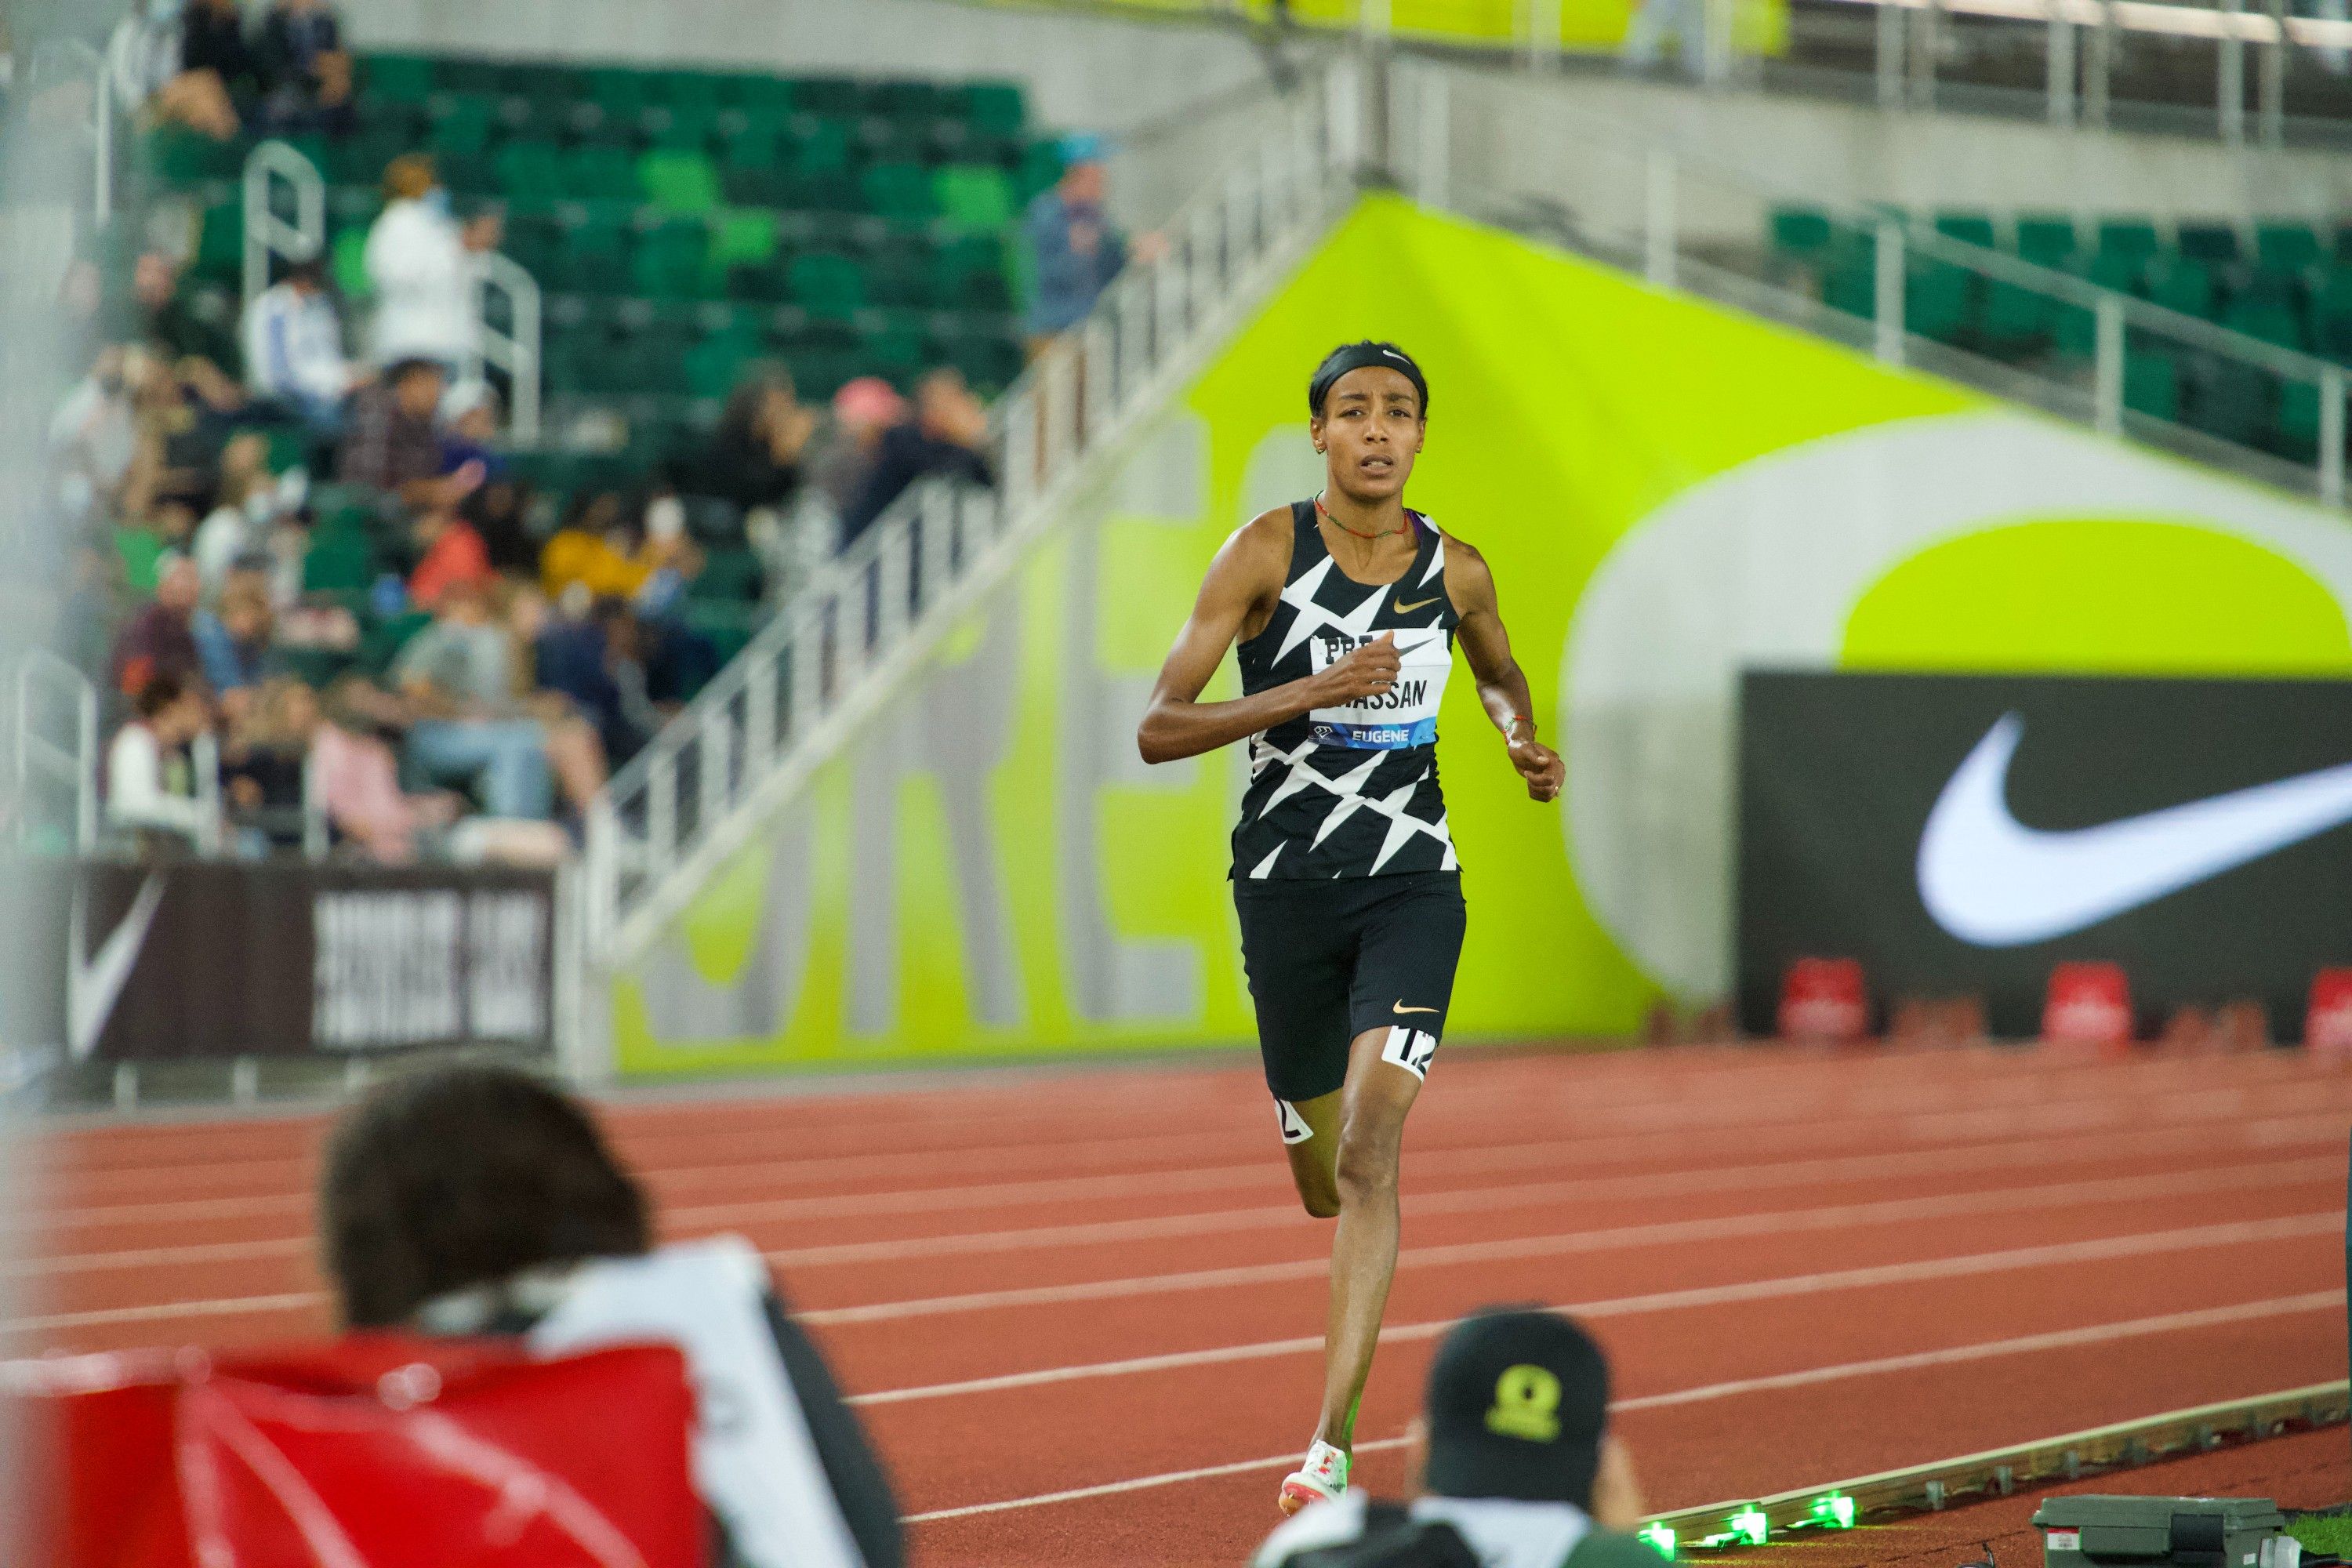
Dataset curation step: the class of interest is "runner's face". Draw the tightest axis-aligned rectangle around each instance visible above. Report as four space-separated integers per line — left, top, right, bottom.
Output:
1313 367 1423 504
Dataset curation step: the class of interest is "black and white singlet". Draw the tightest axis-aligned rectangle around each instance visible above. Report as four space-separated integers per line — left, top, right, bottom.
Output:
1231 500 1461 881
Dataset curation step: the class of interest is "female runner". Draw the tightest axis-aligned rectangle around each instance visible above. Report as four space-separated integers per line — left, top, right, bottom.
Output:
1138 341 1565 1515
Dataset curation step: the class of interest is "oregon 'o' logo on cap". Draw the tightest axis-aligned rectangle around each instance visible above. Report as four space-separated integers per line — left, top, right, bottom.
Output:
1485 1364 1562 1443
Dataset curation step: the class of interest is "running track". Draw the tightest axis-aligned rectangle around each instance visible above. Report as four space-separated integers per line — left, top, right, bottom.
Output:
9 1044 2350 1566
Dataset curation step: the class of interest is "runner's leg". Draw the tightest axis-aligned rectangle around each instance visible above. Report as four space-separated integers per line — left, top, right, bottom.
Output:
1281 1088 1344 1218
1310 1022 1422 1451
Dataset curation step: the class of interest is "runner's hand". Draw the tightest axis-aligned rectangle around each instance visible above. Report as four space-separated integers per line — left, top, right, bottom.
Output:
1508 728 1564 803
1309 632 1399 704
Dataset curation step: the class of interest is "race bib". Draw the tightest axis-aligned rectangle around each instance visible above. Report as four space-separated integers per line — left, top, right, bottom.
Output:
1305 627 1454 750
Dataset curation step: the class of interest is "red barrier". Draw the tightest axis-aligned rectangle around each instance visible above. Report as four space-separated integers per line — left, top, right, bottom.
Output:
2308 969 2352 1062
1778 957 1869 1041
7 1334 703 1568
2043 961 2134 1053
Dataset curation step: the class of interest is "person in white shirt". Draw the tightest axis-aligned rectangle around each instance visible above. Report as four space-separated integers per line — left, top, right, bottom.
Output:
107 673 216 851
363 155 499 371
244 256 355 435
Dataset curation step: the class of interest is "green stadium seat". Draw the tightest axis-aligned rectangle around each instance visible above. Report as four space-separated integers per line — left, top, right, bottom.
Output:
2143 257 2214 321
792 77 864 118
710 209 781 270
437 57 504 96
2095 220 2161 260
2122 352 2178 423
303 526 378 593
424 93 499 157
1904 263 1972 342
2016 214 2079 267
2312 267 2352 358
643 103 721 152
495 139 565 199
1016 140 1064 203
714 72 793 112
1821 256 1875 321
116 526 167 595
639 151 721 214
1980 280 2053 347
2194 358 2270 445
359 53 438 103
147 126 246 185
685 330 765 400
563 145 642 203
437 151 500 199
930 234 1012 311
862 239 930 307
1932 212 1996 249
788 251 866 318
191 201 243 286
2176 222 2241 264
2085 251 2143 295
2257 223 2324 273
935 165 1014 231
584 66 655 118
691 547 766 604
1769 206 1831 256
2280 378 2322 458
632 220 717 299
361 610 433 677
332 227 372 298
858 321 927 383
861 162 937 222
788 118 855 177
960 81 1027 139
2054 301 2096 359
2226 296 2307 350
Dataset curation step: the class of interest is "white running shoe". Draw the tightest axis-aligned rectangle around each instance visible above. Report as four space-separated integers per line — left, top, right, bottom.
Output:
1277 1439 1350 1515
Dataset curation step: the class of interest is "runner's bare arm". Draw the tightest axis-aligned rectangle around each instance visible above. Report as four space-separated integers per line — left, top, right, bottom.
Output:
1138 512 1401 765
1446 535 1564 803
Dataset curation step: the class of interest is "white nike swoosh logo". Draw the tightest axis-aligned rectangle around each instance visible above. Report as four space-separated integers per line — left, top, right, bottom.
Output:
68 874 165 1062
1917 713 2352 946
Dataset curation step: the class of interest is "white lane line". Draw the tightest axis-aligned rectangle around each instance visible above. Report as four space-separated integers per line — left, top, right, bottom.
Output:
767 1123 2342 1271
844 1204 2339 1406
898 1290 2347 1524
804 1161 2333 1335
0 1291 325 1336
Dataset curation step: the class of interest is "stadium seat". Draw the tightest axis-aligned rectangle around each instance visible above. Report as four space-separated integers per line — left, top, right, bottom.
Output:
792 77 864 118
2015 214 2079 268
2095 219 2162 262
147 126 246 186
331 228 372 298
359 53 437 103
639 151 722 214
1904 263 1973 342
2312 267 2352 357
936 165 1016 230
2257 222 2325 274
2193 358 2271 445
1769 206 1831 258
495 140 566 200
2225 296 2306 350
710 209 781 270
425 93 499 158
1980 280 2053 347
2279 377 2322 458
564 145 644 203
644 103 722 153
633 220 717 299
2176 222 2241 264
1933 212 1997 249
303 526 378 594
326 129 407 190
583 65 656 118
960 81 1028 139
2122 350 2179 423
861 162 938 222
789 251 866 318
2143 257 2214 321
685 330 765 400
191 201 243 287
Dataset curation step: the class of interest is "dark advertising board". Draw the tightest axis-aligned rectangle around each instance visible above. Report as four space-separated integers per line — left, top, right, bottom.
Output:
1737 670 2352 1039
4 860 557 1062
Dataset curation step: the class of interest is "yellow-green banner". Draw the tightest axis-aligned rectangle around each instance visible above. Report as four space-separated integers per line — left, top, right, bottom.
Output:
614 194 2352 1077
973 0 1787 60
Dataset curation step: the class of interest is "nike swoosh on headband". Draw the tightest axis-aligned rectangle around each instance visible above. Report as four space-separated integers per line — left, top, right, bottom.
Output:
1917 712 2352 946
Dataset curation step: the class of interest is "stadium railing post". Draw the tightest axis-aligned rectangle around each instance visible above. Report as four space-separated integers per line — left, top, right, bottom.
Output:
2046 3 2078 126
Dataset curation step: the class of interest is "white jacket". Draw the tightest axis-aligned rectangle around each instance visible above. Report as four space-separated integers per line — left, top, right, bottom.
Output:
363 198 477 366
243 281 350 406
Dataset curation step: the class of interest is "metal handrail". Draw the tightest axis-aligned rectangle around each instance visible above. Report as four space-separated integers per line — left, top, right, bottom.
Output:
471 252 543 445
11 652 98 853
242 140 327 310
585 74 1354 966
29 39 112 229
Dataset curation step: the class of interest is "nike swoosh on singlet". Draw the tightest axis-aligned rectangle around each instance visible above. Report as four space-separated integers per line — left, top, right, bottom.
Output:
1394 1002 1439 1015
1392 596 1441 615
1918 712 2352 946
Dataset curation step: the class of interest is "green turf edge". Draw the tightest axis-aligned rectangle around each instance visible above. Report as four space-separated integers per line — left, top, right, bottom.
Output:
2287 1508 2352 1558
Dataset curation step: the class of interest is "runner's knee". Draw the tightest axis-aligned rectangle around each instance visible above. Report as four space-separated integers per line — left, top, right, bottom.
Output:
1333 1125 1400 1204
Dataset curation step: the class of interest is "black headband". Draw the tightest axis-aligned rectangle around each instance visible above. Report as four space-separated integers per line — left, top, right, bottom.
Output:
1308 342 1428 417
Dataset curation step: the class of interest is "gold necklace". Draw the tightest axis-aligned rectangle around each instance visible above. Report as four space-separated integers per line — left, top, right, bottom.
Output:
1315 492 1406 539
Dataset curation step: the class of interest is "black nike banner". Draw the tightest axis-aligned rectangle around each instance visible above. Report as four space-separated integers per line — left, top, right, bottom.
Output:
4 859 558 1063
1737 670 2352 1040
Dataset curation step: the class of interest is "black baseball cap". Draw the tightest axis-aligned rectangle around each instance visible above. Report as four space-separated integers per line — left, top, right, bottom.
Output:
1422 1308 1610 1507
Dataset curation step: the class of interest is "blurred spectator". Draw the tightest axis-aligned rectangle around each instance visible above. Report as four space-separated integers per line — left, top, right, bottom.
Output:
191 430 279 595
535 597 712 765
49 346 144 528
365 155 493 369
340 358 484 508
222 674 314 851
193 575 281 717
841 367 994 540
702 364 815 514
243 256 355 437
254 0 352 134
1023 138 1136 347
1252 1308 1650 1568
444 386 536 575
390 580 554 819
809 375 906 518
309 675 563 863
136 250 240 378
108 551 206 699
179 0 260 114
106 673 214 851
108 0 239 140
541 491 655 602
408 499 494 611
318 1067 906 1567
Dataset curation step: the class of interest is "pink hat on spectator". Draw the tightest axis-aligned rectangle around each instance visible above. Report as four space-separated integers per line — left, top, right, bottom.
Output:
833 376 906 429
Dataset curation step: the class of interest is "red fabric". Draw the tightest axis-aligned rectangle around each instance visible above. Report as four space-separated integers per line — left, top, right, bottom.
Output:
9 1334 706 1568
408 518 494 610
1778 956 1868 1041
2307 968 2352 1060
2043 961 2134 1051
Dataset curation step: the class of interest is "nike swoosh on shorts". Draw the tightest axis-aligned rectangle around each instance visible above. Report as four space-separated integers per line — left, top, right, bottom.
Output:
1917 711 2352 946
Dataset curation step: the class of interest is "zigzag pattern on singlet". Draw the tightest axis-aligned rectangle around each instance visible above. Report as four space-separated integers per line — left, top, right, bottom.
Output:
1232 501 1461 881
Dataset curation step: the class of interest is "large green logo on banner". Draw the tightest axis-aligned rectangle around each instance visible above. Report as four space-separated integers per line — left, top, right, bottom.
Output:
613 195 2352 1076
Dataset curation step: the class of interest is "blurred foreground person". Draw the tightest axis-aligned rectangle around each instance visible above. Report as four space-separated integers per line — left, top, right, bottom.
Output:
321 1067 905 1568
1253 1308 1653 1568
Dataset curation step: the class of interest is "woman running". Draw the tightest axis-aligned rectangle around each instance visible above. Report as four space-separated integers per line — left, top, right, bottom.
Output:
1138 341 1565 1515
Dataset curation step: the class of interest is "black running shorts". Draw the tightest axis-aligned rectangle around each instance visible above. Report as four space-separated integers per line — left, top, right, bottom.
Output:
1232 870 1467 1105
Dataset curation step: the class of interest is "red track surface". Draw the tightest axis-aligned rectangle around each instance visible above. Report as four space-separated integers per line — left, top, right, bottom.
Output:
10 1043 2350 1566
